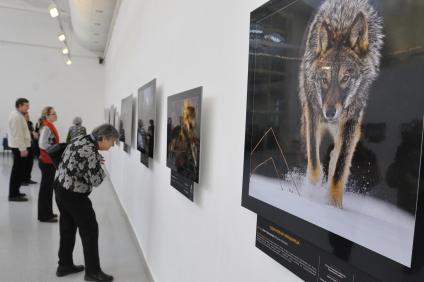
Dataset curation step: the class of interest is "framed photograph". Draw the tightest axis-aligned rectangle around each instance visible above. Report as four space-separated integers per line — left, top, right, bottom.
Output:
167 87 202 183
110 106 115 126
242 0 424 280
104 108 109 123
114 111 120 145
120 95 134 147
137 79 157 167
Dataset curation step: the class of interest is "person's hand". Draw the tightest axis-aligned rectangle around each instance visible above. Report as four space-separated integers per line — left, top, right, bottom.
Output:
20 150 29 157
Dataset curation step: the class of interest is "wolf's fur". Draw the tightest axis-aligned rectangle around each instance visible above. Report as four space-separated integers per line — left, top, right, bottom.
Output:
299 0 383 207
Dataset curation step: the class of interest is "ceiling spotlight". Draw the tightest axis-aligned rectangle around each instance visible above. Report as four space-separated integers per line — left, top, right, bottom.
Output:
48 3 59 18
58 33 66 41
62 47 69 55
66 59 72 65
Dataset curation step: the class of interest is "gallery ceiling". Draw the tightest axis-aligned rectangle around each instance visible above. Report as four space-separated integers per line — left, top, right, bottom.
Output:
68 0 118 53
0 0 119 56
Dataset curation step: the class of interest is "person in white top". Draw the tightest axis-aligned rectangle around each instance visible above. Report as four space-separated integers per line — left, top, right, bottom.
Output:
8 98 31 201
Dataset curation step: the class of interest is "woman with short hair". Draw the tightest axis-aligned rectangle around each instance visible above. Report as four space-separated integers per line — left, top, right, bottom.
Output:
54 124 117 282
38 106 59 223
66 116 87 143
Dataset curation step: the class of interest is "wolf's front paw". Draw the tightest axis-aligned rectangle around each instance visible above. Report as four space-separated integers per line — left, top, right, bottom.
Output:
328 180 344 208
307 164 321 185
328 195 343 208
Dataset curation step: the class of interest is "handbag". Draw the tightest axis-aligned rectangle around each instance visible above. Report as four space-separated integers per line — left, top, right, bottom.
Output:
45 142 68 169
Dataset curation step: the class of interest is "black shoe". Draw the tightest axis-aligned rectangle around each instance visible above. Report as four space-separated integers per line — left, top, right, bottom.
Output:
53 213 58 218
21 182 29 186
39 217 58 223
18 192 26 197
8 196 28 202
85 270 114 282
26 180 37 184
56 264 85 277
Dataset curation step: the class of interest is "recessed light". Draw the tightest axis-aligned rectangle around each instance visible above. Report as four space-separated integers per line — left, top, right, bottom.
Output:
62 47 69 55
58 33 66 41
48 3 59 18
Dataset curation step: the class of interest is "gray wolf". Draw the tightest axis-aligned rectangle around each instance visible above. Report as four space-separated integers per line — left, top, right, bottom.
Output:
298 0 384 207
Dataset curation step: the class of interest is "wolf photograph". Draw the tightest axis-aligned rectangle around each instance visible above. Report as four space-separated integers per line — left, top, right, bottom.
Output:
243 0 424 270
167 88 202 183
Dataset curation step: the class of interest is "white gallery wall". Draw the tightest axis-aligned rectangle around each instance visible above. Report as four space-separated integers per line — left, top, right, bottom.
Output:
105 0 300 281
0 4 104 141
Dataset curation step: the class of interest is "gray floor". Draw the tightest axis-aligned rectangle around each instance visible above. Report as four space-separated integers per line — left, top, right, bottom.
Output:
0 153 153 282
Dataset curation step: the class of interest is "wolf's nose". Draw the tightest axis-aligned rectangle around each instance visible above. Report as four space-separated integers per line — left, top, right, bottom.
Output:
326 107 336 119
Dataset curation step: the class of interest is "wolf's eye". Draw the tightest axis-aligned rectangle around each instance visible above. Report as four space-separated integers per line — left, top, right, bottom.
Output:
341 75 350 83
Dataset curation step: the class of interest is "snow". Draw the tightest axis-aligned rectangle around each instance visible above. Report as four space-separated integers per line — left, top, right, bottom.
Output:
249 173 415 267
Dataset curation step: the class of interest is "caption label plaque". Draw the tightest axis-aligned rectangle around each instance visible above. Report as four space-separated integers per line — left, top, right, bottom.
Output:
170 170 194 202
256 216 376 282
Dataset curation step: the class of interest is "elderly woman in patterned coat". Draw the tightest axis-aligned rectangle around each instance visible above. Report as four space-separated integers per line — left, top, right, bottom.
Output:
54 124 118 282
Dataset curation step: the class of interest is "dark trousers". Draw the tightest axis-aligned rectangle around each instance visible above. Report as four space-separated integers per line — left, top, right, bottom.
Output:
32 140 40 159
38 162 55 220
9 148 27 198
55 184 101 273
23 147 34 182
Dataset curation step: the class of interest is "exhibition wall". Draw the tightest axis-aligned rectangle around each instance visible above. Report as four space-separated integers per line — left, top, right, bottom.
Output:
104 0 301 281
0 5 105 140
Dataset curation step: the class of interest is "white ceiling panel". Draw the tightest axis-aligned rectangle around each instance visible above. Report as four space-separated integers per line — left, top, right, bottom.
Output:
69 0 117 52
0 0 118 57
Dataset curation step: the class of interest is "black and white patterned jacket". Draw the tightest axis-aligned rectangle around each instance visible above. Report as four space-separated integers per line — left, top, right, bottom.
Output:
66 125 87 143
55 135 106 193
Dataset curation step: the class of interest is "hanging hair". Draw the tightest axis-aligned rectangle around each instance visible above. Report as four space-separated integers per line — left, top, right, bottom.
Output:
38 106 54 128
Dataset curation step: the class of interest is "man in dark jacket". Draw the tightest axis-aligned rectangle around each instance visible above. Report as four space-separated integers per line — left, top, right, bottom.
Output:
22 112 38 185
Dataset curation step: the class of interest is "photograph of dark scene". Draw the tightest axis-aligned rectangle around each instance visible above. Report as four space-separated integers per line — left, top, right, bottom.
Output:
167 87 202 183
242 0 424 271
104 108 109 123
137 79 156 167
115 110 120 145
110 106 115 126
120 95 134 147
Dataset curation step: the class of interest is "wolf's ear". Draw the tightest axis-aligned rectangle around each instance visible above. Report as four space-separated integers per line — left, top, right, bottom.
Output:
317 21 332 55
348 12 369 56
